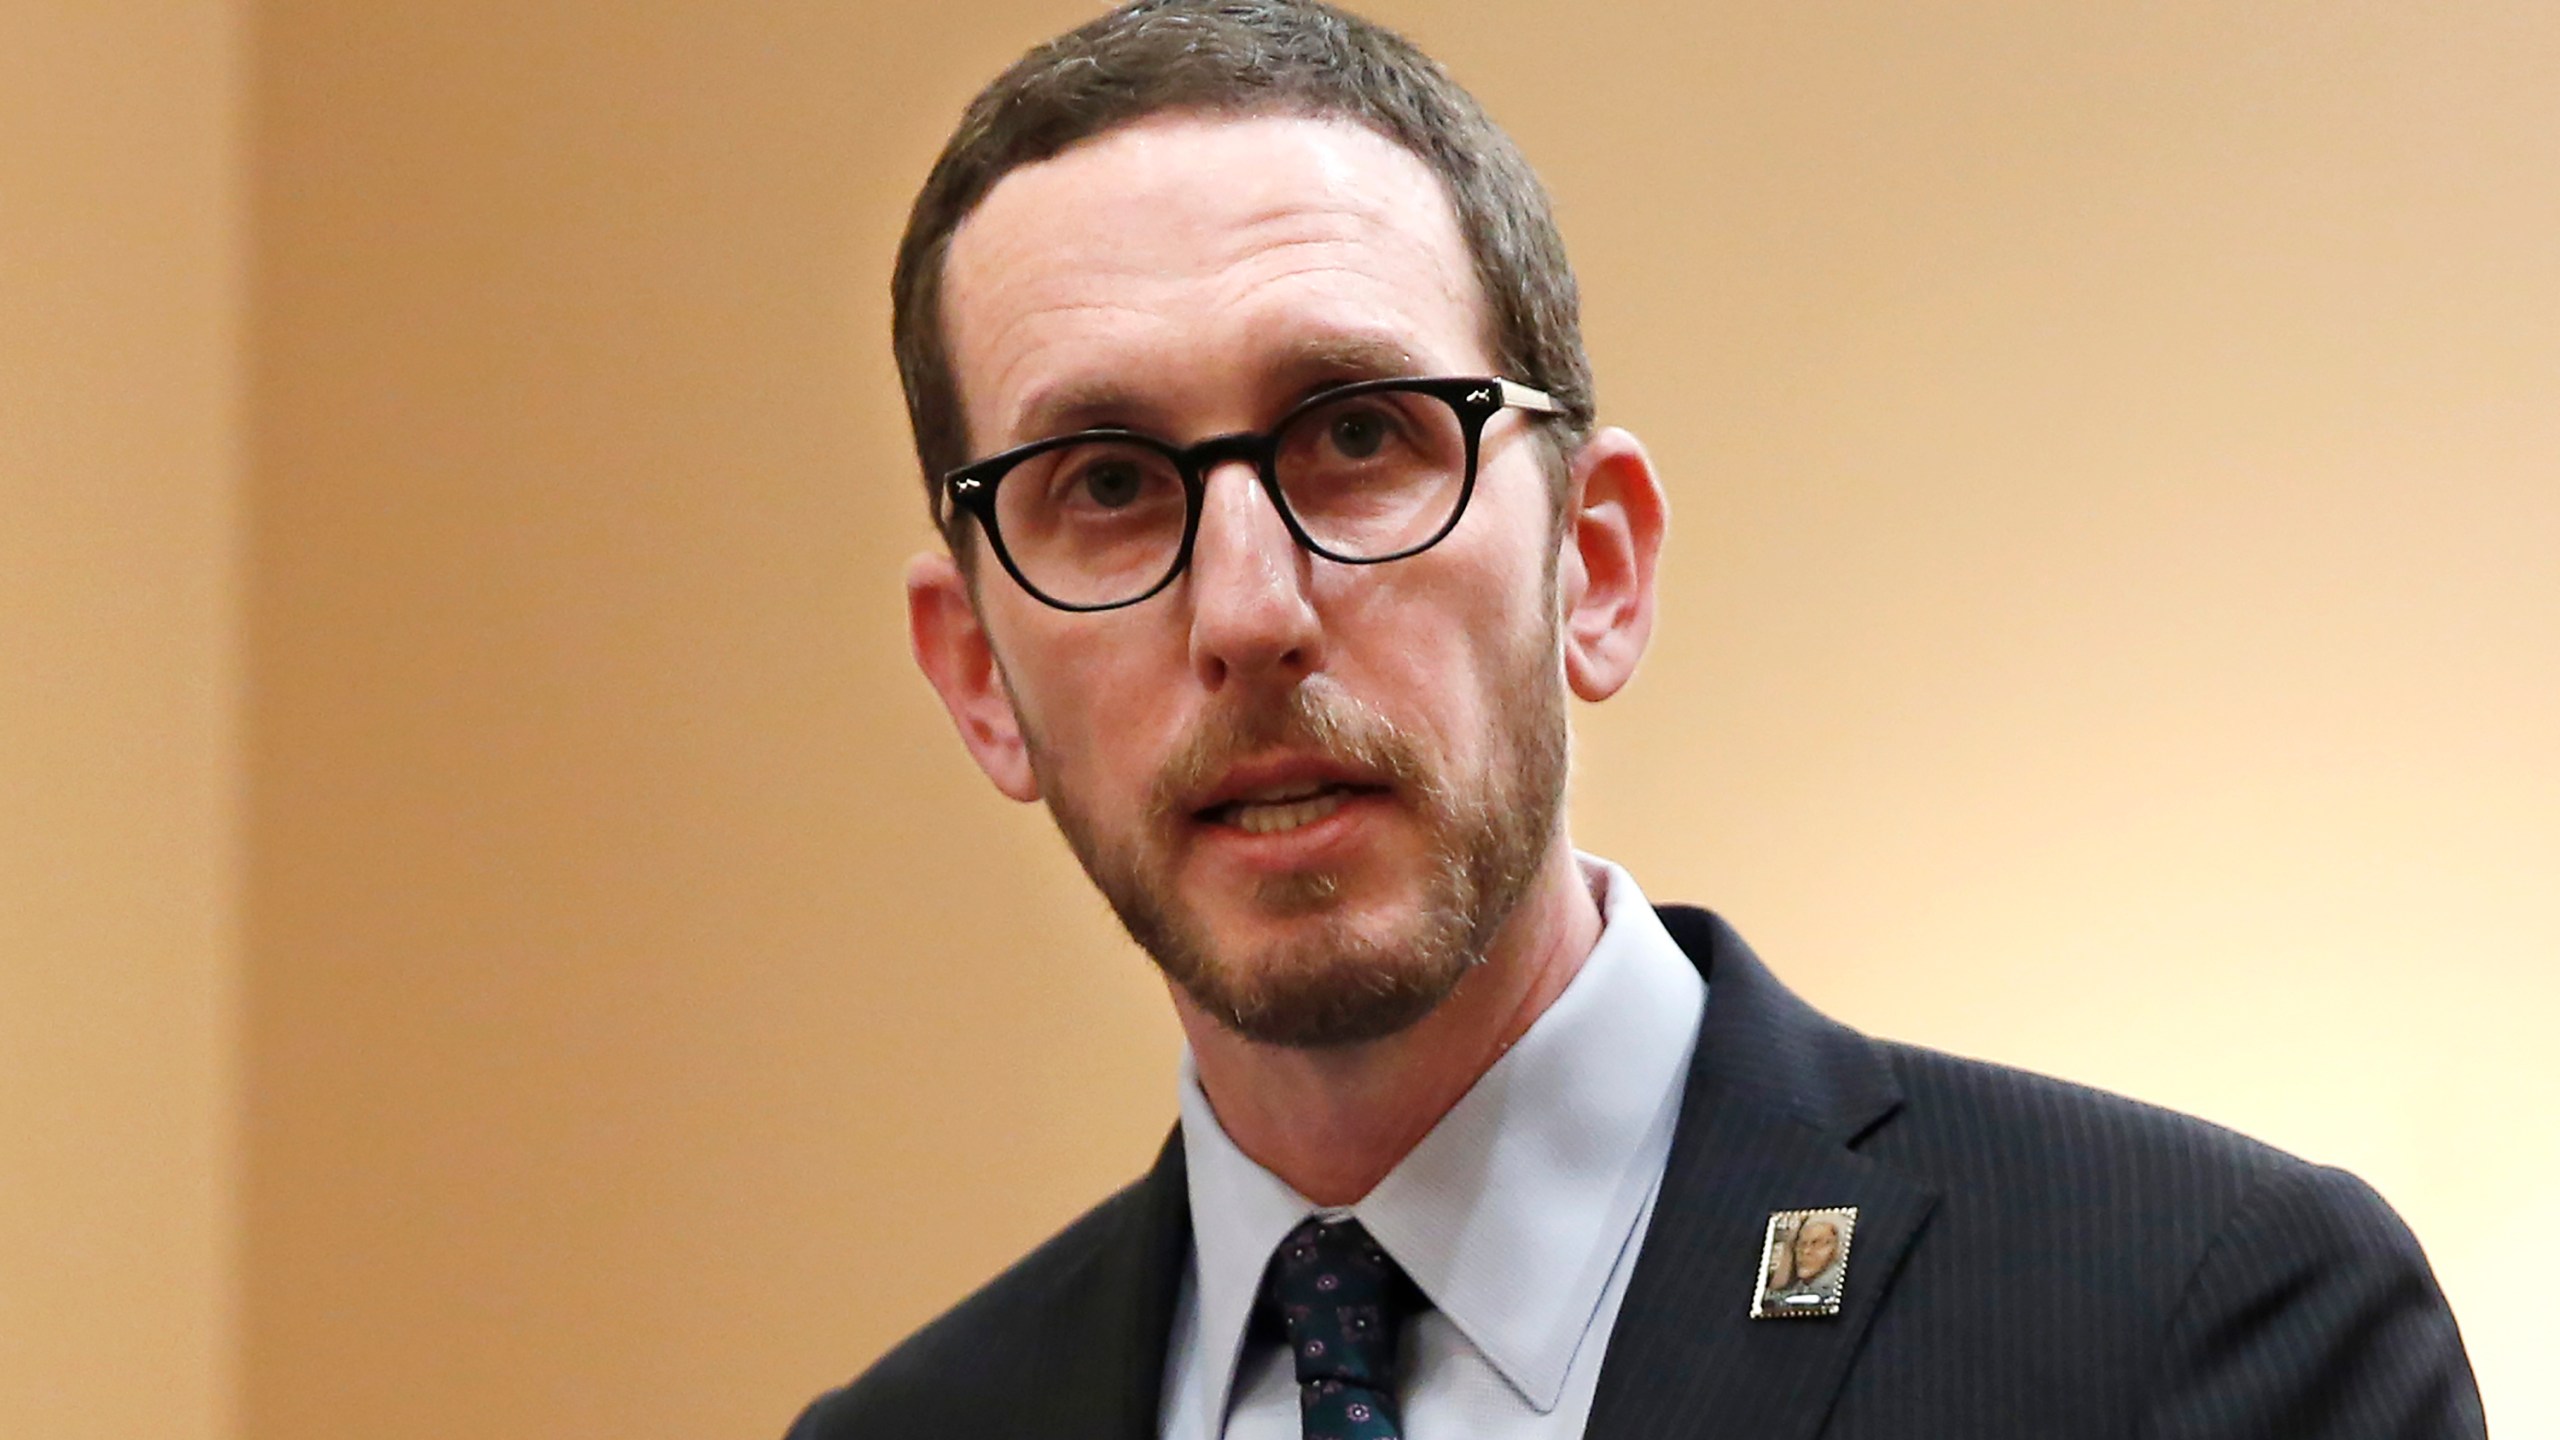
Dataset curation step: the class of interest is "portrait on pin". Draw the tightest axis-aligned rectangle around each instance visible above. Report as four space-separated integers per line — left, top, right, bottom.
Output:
1753 1207 1857 1319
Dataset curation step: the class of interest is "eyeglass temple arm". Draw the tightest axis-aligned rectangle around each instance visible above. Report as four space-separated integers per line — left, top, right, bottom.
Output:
1499 379 1563 414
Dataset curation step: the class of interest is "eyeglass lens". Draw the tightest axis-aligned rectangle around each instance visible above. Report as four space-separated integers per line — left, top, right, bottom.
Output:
990 386 1472 609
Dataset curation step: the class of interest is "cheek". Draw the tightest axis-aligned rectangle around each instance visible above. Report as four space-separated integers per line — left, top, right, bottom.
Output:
996 616 1188 795
1326 501 1553 701
1365 607 1544 778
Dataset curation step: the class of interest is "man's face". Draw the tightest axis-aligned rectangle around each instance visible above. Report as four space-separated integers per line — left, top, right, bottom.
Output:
930 112 1573 1047
1794 1219 1840 1281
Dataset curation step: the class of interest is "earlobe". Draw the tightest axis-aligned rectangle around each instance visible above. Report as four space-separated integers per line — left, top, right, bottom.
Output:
906 551 1041 802
1557 427 1669 703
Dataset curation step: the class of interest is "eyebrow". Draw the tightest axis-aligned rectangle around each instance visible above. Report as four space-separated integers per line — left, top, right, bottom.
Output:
1006 334 1427 446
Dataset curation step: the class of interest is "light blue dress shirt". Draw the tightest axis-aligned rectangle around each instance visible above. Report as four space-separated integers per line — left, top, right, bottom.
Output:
1159 855 1708 1439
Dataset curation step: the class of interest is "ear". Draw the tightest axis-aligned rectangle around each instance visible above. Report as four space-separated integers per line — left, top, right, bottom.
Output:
1555 426 1669 702
906 550 1041 802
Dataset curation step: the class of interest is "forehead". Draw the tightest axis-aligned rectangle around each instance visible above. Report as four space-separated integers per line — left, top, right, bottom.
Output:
939 111 1489 450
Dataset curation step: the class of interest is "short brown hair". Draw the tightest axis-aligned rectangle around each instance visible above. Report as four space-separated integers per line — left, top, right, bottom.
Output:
892 0 1594 540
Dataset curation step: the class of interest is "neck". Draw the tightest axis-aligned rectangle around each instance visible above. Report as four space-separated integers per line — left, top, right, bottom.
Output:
1173 843 1603 1206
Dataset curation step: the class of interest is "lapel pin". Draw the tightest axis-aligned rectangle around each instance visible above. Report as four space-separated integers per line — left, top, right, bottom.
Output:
1750 1206 1858 1319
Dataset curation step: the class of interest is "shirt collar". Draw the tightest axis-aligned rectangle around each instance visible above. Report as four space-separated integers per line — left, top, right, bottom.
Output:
1175 855 1706 1418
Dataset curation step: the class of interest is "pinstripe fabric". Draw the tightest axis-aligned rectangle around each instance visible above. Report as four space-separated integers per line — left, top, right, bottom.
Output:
786 907 2484 1440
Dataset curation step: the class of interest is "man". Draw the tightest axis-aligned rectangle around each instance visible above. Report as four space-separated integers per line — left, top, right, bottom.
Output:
1756 1212 1850 1317
790 2 2483 1436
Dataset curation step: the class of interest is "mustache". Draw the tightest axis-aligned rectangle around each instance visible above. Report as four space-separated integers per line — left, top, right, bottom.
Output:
1148 680 1436 821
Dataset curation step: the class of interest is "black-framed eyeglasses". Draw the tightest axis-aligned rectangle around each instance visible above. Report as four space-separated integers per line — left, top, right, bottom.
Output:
936 375 1564 612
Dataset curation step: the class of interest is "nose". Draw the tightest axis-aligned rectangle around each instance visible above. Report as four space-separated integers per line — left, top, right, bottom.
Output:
1184 458 1323 691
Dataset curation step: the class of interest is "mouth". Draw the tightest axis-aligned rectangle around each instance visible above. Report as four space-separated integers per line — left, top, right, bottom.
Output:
1196 778 1392 836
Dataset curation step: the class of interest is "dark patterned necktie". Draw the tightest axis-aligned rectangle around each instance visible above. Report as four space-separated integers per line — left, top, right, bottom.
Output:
1260 1215 1425 1440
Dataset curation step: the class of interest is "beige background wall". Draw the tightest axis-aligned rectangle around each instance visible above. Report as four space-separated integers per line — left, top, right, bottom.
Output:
7 3 2552 1438
1 4 242 1440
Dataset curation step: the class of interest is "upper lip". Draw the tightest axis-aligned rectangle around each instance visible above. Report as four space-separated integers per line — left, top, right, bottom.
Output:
1185 755 1390 818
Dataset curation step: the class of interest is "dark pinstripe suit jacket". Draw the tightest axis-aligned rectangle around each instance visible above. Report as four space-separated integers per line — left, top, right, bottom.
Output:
789 907 2485 1439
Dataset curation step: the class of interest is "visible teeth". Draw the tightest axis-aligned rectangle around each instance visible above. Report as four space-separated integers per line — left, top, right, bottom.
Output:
1233 789 1349 835
1237 780 1328 805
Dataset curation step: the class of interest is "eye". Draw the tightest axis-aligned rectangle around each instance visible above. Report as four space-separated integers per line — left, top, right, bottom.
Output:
1324 406 1394 461
1072 455 1148 509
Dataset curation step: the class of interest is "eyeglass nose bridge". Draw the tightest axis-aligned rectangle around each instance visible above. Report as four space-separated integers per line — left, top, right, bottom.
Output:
1166 427 1313 557
1175 430 1270 477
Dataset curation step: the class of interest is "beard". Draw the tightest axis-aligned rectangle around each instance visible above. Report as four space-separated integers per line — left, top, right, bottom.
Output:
1021 607 1570 1050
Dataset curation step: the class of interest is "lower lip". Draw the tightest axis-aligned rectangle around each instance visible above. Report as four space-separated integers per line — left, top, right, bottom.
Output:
1190 790 1392 872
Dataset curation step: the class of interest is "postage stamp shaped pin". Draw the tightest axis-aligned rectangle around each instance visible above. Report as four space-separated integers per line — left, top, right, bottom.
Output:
1750 1205 1858 1319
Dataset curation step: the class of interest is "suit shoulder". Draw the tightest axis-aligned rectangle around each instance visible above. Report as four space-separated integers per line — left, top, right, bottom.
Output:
1873 1038 2449 1279
784 1174 1163 1440
1869 1036 2460 1313
1865 1037 2339 1261
1876 1037 2298 1181
1845 1039 2481 1426
2141 1156 2484 1432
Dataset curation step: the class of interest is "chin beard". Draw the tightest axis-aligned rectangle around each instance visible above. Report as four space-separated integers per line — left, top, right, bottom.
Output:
1122 840 1494 1049
1032 651 1569 1051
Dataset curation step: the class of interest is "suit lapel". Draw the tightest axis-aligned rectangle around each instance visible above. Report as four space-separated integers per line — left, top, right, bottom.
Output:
1583 908 1940 1440
1060 1130 1191 1440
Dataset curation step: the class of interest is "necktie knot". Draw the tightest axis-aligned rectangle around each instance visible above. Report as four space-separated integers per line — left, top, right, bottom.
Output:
1261 1216 1423 1437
